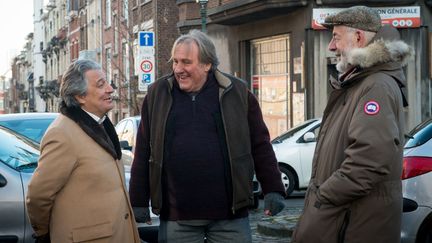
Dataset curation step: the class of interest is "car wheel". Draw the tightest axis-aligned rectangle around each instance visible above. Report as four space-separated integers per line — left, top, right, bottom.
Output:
280 166 296 197
417 216 432 243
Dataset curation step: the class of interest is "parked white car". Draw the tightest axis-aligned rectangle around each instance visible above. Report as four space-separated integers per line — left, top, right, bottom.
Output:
272 118 321 196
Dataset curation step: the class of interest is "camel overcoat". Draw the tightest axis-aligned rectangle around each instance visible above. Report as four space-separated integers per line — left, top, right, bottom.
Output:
26 112 140 243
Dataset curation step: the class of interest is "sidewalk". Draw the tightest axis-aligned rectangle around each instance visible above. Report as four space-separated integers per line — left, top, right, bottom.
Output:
256 207 301 238
249 197 303 242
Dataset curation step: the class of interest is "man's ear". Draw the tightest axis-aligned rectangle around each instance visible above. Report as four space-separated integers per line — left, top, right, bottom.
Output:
74 95 85 105
356 30 367 47
204 63 212 72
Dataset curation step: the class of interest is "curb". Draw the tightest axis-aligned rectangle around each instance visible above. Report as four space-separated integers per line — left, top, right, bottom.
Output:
256 215 299 238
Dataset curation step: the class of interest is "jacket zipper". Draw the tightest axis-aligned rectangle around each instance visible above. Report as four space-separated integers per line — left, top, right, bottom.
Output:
191 94 196 116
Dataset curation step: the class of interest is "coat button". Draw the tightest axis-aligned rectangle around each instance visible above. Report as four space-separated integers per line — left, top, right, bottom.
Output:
124 213 129 219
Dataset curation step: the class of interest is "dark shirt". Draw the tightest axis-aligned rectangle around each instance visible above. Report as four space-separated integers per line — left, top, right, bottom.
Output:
160 73 246 220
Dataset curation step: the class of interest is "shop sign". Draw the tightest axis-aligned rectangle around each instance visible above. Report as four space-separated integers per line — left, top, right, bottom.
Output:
312 6 420 30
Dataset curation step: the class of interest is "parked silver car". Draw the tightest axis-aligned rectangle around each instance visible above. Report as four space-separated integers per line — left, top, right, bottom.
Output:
0 126 39 243
0 112 58 143
401 118 432 243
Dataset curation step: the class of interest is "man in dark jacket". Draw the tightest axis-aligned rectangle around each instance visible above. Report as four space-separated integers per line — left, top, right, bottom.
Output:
292 6 412 243
129 30 286 242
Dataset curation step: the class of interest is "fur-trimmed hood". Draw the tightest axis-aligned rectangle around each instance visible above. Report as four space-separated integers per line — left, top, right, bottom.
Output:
332 25 412 107
347 26 413 69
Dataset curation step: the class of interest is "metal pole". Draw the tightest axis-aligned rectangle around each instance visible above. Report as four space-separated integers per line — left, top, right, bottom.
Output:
199 1 208 33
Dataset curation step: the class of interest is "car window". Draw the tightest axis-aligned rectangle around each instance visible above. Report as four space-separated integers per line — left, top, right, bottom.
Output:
405 119 432 149
134 117 141 128
123 120 134 146
0 128 39 172
0 118 54 143
298 124 321 143
115 120 127 137
272 119 318 144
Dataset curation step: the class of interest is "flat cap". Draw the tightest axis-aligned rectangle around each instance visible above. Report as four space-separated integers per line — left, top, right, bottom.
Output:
322 6 381 32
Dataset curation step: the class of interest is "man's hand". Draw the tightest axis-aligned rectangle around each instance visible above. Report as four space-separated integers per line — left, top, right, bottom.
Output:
264 192 285 216
32 233 50 243
133 207 152 224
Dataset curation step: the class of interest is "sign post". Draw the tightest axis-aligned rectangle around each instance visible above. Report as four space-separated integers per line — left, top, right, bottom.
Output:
137 31 155 92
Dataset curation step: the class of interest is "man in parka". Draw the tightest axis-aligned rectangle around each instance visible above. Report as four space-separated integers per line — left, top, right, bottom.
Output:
292 6 411 243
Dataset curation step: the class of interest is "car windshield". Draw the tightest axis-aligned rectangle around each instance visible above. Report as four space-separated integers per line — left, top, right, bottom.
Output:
272 119 318 144
405 118 432 149
0 118 54 143
135 117 141 127
0 126 40 172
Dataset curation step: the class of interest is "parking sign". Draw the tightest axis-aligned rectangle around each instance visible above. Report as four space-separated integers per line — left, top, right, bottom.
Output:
138 31 156 91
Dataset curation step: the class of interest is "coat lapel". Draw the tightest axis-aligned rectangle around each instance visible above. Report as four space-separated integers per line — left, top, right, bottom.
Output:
60 104 121 160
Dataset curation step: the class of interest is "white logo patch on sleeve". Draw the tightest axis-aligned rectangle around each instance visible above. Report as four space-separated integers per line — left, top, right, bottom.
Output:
364 101 380 115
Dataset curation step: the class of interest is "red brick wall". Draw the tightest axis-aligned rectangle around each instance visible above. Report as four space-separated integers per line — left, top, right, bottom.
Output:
155 0 179 77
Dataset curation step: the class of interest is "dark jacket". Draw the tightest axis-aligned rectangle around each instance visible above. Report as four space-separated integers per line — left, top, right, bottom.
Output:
292 25 412 243
129 69 285 216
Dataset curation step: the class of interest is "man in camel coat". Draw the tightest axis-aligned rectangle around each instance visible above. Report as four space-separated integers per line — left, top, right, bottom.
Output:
26 59 140 243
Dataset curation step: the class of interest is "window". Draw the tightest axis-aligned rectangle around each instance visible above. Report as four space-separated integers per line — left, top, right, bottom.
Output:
405 119 432 148
105 47 112 83
272 119 317 144
0 118 56 143
122 120 134 147
122 41 130 83
115 120 127 136
0 129 39 171
105 0 111 27
123 0 129 25
114 17 118 54
251 35 291 138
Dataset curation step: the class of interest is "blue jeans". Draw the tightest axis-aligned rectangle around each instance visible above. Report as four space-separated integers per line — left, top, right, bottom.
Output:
158 217 252 243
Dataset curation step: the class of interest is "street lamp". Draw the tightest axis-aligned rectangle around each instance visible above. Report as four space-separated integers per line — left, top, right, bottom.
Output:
196 0 209 33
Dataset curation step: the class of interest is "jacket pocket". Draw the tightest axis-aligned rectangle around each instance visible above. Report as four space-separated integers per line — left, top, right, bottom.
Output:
231 153 254 207
72 221 113 242
294 183 349 242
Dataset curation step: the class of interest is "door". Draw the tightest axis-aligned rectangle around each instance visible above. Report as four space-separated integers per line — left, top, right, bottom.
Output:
0 163 25 243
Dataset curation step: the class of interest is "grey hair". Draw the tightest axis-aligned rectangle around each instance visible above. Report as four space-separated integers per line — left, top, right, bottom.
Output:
170 29 219 71
60 59 101 108
345 26 376 45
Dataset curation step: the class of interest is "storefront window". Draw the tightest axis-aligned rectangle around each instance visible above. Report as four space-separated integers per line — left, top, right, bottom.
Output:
251 35 290 139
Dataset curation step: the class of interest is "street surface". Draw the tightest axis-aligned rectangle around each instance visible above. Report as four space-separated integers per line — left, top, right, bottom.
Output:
250 191 305 242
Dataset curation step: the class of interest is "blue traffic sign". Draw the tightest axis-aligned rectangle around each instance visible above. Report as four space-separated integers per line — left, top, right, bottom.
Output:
139 32 154 47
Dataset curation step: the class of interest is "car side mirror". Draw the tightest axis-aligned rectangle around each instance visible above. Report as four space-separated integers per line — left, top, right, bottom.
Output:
119 140 132 151
0 174 7 187
303 132 316 143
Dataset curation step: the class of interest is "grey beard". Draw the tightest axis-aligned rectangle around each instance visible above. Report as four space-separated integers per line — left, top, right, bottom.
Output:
336 58 352 73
